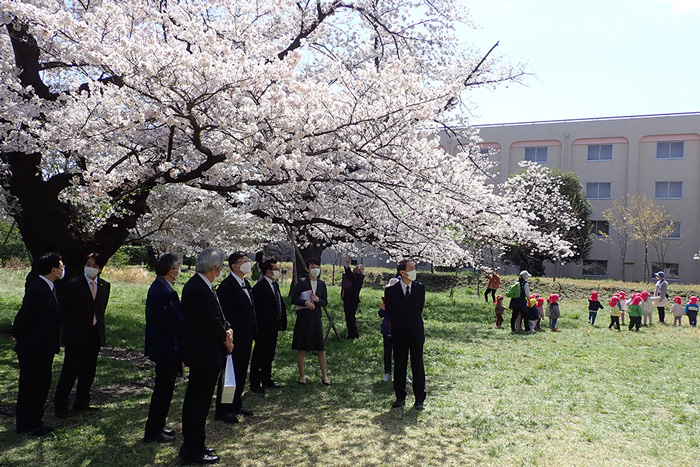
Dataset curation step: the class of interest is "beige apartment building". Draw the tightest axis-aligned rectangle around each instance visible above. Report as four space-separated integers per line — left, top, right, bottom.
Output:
439 112 700 284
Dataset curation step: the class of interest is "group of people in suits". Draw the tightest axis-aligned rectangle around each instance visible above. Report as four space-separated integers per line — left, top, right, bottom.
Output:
13 252 110 436
12 248 427 464
144 248 287 465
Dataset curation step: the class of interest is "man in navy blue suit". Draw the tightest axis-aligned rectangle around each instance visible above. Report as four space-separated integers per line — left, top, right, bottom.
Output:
385 259 426 410
143 253 184 443
13 252 64 436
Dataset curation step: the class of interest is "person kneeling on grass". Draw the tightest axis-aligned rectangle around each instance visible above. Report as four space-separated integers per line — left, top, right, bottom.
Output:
545 294 560 332
627 294 643 332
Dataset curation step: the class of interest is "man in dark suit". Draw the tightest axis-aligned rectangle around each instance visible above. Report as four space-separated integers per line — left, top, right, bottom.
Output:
214 251 256 423
54 252 110 418
250 259 286 393
341 257 364 339
179 248 232 465
13 252 64 436
143 253 184 443
385 259 426 410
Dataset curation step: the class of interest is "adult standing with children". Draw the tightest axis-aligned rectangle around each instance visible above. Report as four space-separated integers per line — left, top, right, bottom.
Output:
653 271 669 323
385 259 426 410
509 270 531 333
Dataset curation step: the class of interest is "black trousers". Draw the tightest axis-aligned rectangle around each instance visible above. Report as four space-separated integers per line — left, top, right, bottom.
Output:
181 364 220 458
688 310 698 326
608 316 620 330
628 316 642 331
55 327 101 410
145 360 180 438
485 288 497 303
392 334 425 404
383 334 393 374
216 334 252 414
343 299 360 338
249 329 279 388
15 350 54 432
657 307 665 323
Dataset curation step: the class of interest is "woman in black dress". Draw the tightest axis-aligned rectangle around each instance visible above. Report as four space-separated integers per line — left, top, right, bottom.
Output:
291 259 330 385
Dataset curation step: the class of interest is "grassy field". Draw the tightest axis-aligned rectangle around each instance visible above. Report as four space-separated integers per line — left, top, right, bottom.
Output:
1 267 700 466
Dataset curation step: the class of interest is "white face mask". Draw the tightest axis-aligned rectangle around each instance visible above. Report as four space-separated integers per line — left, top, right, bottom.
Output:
272 269 281 281
56 266 65 280
309 268 321 278
214 265 223 281
405 270 417 282
239 262 253 275
85 266 100 279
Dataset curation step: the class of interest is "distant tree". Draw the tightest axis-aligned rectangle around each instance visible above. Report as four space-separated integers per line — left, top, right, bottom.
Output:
500 167 593 276
601 198 631 281
603 195 674 282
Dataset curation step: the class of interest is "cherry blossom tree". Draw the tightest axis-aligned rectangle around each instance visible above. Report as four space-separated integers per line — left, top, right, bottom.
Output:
0 0 572 279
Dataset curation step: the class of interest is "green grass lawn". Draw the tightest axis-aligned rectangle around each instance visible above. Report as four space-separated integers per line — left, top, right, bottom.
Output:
1 267 700 466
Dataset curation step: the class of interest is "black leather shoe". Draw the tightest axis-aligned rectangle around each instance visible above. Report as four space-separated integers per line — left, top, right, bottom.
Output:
143 432 175 443
414 402 425 411
179 453 220 464
322 380 332 386
249 386 265 394
214 412 239 424
204 447 216 455
73 405 99 413
237 407 254 416
30 425 54 436
392 399 405 408
162 428 175 437
262 382 282 389
55 408 71 419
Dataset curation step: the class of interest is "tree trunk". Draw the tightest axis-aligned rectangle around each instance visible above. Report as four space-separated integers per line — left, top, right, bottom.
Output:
5 152 149 286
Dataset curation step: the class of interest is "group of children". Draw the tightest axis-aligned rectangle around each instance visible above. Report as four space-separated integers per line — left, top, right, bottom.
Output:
494 293 561 332
493 289 700 332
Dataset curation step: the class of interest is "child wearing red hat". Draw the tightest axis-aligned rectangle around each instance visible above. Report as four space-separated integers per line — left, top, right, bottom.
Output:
608 295 621 331
671 296 684 326
494 295 505 329
627 294 643 332
545 294 561 332
588 291 604 326
617 291 628 325
685 296 699 327
640 291 653 326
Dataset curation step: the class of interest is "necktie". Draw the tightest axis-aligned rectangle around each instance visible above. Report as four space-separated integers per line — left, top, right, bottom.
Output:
51 287 58 305
273 281 283 321
90 280 97 325
405 286 411 298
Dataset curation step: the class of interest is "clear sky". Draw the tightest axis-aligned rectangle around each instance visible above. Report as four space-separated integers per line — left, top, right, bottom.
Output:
462 0 700 124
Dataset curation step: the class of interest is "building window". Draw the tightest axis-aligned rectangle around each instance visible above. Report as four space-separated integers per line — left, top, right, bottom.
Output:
663 221 681 239
524 147 548 163
583 260 607 277
655 181 682 199
656 141 684 159
587 144 613 161
586 182 611 199
652 262 679 281
590 220 610 237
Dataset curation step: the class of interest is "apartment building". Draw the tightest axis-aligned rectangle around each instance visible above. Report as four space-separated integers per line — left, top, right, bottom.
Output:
439 112 700 284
